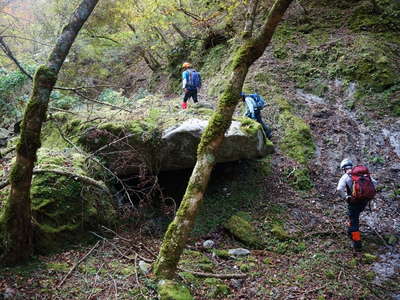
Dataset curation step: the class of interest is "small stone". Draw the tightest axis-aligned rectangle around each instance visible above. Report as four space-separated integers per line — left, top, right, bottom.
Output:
230 279 244 289
138 260 151 275
203 240 215 248
228 248 250 256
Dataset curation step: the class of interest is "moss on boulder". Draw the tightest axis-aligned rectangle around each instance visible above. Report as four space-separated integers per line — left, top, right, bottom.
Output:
275 97 315 165
223 212 262 248
158 279 193 300
42 97 272 176
30 148 116 253
204 278 230 298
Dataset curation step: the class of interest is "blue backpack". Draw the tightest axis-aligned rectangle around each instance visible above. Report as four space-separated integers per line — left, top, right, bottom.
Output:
248 93 266 110
186 69 202 90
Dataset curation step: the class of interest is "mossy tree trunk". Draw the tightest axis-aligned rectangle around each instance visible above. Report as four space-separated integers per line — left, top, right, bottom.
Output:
154 0 294 280
0 0 99 266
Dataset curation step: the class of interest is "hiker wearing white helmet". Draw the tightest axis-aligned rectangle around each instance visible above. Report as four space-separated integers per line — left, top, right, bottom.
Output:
336 158 377 251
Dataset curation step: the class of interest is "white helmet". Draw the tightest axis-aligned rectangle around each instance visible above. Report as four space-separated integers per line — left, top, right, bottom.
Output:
340 158 353 170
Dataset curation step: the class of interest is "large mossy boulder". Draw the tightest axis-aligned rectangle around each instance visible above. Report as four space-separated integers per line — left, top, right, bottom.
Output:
30 148 115 253
44 97 274 176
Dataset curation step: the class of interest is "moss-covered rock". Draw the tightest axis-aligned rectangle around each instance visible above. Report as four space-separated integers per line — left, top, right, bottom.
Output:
42 97 273 176
212 249 231 259
223 212 262 248
30 148 116 253
204 278 230 299
362 253 378 264
158 279 193 300
270 223 290 241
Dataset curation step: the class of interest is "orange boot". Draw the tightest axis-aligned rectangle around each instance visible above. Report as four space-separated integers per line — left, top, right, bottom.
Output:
351 231 362 251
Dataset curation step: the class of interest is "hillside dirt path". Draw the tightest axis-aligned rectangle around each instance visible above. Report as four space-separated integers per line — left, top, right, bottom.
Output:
275 82 400 295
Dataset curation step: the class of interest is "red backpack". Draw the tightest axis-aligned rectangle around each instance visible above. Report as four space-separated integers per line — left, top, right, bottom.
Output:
350 165 376 201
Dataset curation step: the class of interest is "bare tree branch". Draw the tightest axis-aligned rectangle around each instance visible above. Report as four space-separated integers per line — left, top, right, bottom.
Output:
0 37 33 79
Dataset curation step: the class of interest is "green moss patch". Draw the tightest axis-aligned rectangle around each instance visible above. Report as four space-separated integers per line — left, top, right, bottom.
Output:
30 148 116 253
275 97 315 168
158 279 193 300
223 213 262 248
204 278 230 299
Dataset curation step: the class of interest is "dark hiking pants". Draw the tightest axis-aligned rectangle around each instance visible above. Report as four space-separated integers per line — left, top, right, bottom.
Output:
347 199 368 234
183 89 198 103
254 110 272 139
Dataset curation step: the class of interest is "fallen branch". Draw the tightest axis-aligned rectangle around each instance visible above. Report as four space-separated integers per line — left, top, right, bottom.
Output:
90 231 153 263
57 240 101 288
303 284 328 295
101 226 157 261
364 224 391 249
178 268 247 279
73 90 132 113
0 146 16 158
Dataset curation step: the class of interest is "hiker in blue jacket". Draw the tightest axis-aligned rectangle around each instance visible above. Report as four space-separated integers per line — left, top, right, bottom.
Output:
241 92 272 139
181 62 201 109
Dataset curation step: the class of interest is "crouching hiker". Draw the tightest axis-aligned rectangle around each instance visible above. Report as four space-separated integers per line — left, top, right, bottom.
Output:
181 62 201 109
336 158 377 251
241 92 272 139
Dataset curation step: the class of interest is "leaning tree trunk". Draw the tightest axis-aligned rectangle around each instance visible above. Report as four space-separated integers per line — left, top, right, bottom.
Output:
0 0 99 266
154 0 294 279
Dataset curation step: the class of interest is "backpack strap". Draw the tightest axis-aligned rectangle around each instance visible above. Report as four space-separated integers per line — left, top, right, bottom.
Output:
345 173 352 196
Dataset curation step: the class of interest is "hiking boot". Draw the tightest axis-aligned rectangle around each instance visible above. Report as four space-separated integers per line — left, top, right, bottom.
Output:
353 241 362 252
181 102 187 109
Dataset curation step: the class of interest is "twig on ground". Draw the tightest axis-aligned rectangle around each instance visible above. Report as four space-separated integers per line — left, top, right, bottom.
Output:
108 274 118 300
90 231 153 263
303 284 328 295
57 241 101 288
87 261 105 299
178 268 247 279
364 224 391 249
73 90 132 113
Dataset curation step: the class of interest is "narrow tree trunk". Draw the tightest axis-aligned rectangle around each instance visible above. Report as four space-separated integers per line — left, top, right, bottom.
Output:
243 0 260 39
0 0 99 266
171 23 188 39
128 24 161 71
154 0 294 280
152 26 172 48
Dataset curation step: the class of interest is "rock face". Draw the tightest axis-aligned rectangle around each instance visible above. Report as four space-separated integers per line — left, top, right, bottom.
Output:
49 101 274 176
161 118 272 171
